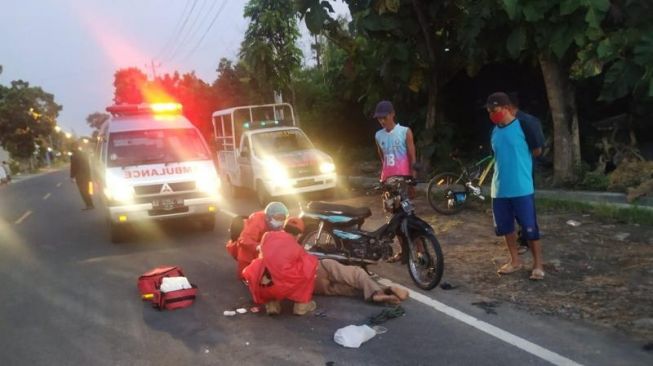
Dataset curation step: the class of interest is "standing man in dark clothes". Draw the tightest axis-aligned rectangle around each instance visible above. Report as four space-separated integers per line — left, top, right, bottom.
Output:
70 143 94 210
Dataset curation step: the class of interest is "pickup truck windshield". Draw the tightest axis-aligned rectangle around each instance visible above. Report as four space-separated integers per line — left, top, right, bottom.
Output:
251 129 313 157
107 129 209 167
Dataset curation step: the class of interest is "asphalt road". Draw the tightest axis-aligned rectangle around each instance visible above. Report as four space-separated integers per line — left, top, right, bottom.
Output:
0 170 650 366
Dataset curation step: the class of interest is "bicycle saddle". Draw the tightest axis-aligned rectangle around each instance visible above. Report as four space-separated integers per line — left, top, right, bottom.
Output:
306 201 372 219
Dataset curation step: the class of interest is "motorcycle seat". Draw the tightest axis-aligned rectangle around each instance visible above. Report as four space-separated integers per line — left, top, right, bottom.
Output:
306 201 372 219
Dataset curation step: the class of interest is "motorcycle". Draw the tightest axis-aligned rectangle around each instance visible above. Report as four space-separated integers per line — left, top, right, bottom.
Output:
300 176 444 290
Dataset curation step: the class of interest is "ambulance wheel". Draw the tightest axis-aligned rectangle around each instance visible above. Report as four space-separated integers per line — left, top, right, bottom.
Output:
110 222 128 244
200 214 215 231
256 183 271 207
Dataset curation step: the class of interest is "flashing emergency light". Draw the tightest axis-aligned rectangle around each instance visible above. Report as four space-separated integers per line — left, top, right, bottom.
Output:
151 102 182 113
106 103 183 116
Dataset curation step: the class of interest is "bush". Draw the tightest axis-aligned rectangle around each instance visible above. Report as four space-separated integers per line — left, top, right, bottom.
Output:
608 161 653 192
577 171 610 191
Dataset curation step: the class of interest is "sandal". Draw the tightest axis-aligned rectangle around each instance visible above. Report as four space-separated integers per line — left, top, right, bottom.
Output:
497 262 523 275
530 269 545 281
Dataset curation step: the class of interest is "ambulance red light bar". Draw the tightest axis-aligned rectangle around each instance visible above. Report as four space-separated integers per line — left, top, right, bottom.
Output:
106 103 183 116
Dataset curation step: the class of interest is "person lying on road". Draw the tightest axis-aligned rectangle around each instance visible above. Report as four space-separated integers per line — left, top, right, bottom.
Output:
243 217 409 316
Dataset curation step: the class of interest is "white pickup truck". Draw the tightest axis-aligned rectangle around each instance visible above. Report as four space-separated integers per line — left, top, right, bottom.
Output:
211 103 336 206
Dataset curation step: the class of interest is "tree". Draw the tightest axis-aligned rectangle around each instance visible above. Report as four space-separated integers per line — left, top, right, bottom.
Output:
296 0 466 168
498 0 614 184
113 67 148 104
212 58 252 109
239 0 303 103
85 112 110 140
0 80 61 161
86 112 110 131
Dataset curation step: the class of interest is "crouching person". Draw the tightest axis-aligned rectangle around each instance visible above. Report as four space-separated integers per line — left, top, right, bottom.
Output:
225 202 289 280
242 217 318 316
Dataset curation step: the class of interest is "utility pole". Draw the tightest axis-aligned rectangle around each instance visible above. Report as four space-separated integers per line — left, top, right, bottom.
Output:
146 59 162 79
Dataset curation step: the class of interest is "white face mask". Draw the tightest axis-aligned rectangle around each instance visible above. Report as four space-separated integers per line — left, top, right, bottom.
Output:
269 219 284 230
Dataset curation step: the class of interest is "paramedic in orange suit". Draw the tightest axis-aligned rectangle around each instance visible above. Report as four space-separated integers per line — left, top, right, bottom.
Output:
225 202 289 279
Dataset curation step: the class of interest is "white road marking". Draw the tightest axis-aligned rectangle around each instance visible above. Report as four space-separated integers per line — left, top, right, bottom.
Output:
56 182 62 187
43 193 51 200
14 210 33 225
378 278 583 366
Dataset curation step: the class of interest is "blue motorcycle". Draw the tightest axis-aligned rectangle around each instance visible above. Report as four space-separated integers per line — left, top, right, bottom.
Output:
300 176 444 290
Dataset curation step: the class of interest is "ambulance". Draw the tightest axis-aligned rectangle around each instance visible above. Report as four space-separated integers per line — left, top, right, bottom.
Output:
95 103 221 243
211 103 336 206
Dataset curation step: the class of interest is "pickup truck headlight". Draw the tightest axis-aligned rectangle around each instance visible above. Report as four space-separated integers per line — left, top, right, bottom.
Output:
320 162 335 174
264 158 291 186
196 172 221 196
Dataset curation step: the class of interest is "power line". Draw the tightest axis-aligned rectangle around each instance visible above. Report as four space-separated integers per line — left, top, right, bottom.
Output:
162 0 200 62
154 0 193 61
165 0 209 62
175 0 220 56
180 0 228 63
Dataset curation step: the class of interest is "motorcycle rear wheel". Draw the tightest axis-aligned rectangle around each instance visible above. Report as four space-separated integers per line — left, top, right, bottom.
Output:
300 226 338 253
406 229 444 290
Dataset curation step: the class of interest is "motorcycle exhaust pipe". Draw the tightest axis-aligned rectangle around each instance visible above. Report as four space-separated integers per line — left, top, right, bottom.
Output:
309 251 377 265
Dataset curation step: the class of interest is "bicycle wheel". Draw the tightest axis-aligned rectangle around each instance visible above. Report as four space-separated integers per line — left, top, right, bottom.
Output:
426 172 467 215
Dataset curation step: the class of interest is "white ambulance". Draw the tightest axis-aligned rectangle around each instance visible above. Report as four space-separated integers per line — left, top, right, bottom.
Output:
211 103 336 206
95 103 221 243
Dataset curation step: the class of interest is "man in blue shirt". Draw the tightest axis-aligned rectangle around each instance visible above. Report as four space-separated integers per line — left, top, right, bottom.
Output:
486 92 544 280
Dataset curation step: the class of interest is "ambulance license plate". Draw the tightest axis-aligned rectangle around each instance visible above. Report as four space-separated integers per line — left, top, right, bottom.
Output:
153 197 183 210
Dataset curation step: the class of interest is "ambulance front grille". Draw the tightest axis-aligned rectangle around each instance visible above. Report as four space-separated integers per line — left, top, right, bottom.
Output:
133 181 196 195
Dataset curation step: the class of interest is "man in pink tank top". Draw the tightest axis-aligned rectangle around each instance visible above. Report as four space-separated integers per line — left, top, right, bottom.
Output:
373 100 417 182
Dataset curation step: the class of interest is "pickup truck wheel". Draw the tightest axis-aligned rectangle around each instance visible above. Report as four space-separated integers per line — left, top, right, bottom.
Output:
224 178 240 199
200 214 216 231
256 183 271 207
110 222 128 244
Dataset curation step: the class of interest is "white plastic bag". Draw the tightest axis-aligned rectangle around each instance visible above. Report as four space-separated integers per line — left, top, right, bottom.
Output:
160 276 192 293
333 325 377 348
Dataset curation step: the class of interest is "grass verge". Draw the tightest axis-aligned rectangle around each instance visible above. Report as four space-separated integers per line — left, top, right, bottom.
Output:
536 197 653 226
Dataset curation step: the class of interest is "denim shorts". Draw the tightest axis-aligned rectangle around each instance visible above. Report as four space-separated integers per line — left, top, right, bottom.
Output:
492 194 540 240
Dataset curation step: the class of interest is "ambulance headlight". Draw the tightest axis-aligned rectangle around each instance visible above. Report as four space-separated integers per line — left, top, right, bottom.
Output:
104 178 134 203
197 173 221 195
319 162 336 174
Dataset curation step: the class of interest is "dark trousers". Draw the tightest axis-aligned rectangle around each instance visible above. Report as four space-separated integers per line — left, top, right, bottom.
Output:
76 178 93 208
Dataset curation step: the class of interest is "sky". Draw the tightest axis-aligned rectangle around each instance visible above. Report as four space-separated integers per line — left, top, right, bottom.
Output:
0 0 348 137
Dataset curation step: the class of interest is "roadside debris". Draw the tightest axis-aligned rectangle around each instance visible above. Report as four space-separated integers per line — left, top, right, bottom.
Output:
566 219 582 227
472 301 500 315
614 232 630 241
334 325 377 348
368 306 405 325
223 310 237 316
440 282 458 290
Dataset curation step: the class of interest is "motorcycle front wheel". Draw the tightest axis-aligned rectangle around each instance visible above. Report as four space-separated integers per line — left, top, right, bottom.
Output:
406 229 444 290
426 172 467 215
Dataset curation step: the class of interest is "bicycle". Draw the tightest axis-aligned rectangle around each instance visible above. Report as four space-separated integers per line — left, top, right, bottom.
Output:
426 152 494 215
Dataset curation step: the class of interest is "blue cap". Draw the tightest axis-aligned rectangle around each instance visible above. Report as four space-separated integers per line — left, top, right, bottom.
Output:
373 100 394 118
264 201 289 217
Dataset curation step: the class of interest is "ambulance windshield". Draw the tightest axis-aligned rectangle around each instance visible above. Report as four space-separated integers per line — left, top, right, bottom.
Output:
107 129 210 167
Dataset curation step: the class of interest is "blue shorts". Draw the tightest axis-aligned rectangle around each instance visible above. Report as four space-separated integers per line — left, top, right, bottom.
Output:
492 194 540 240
